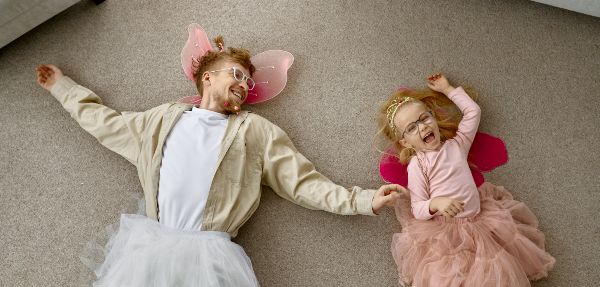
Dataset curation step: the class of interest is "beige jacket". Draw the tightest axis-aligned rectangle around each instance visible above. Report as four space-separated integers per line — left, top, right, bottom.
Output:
51 76 376 237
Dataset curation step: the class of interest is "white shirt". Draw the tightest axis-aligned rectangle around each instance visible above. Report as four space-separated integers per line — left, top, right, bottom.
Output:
158 107 228 230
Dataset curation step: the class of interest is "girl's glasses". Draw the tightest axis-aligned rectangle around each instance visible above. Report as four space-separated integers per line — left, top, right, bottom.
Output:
401 111 435 138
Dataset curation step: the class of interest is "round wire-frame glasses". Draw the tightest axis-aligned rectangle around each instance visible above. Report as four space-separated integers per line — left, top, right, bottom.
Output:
208 67 255 90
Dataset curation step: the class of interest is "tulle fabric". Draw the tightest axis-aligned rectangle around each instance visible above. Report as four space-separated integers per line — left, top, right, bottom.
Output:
80 195 259 287
392 182 555 287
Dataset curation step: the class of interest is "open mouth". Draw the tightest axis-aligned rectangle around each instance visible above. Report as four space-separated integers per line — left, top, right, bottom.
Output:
230 89 245 103
422 131 435 144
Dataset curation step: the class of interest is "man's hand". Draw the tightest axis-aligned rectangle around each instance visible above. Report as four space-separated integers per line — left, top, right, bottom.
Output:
430 197 464 218
372 184 406 214
426 73 455 95
36 64 64 91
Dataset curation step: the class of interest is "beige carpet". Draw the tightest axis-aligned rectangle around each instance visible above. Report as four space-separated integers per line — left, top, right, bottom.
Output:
1 0 599 286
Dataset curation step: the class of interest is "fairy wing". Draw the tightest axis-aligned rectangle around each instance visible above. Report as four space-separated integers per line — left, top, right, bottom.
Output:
379 132 508 188
178 95 202 105
180 23 213 81
178 23 293 105
177 50 294 106
245 50 294 104
379 149 410 187
467 132 508 173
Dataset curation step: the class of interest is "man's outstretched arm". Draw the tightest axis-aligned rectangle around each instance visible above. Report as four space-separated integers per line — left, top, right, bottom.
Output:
36 64 144 165
260 122 403 215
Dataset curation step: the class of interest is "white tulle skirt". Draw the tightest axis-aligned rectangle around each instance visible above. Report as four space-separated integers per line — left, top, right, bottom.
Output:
81 213 259 287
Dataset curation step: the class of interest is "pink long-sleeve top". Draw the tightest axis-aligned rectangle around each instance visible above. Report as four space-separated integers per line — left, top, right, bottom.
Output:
407 87 482 220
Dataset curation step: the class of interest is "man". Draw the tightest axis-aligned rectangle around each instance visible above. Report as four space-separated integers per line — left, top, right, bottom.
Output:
35 44 403 285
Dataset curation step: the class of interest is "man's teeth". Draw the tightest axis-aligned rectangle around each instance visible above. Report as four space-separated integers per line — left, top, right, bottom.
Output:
231 90 242 99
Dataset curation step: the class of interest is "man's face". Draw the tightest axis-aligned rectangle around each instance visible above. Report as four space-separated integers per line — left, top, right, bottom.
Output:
203 60 251 112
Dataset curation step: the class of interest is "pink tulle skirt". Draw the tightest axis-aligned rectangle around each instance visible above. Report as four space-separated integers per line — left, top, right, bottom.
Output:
392 182 555 287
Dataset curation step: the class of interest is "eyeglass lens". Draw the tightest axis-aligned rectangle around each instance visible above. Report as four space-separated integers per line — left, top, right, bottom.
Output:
233 68 255 90
405 113 433 135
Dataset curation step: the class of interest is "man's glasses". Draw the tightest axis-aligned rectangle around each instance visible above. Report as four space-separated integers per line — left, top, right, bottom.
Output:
209 67 255 90
401 111 435 138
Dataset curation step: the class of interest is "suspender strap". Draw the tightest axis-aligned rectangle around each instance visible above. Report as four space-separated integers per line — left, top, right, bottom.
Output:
415 153 431 196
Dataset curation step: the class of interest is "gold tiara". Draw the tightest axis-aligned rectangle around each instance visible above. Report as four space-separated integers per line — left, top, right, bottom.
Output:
386 97 415 131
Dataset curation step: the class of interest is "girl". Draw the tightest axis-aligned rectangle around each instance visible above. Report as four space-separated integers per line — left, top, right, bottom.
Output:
378 74 555 287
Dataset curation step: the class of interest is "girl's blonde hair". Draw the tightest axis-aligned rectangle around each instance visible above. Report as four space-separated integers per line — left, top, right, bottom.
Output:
376 87 477 164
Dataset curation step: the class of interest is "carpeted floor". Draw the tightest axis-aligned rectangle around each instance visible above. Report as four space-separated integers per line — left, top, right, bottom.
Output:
1 0 599 286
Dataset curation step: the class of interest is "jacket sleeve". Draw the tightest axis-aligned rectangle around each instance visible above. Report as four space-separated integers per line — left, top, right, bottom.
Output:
260 123 376 216
50 76 158 166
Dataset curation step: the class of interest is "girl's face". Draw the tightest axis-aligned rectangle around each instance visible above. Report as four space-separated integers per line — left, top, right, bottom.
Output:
394 102 442 152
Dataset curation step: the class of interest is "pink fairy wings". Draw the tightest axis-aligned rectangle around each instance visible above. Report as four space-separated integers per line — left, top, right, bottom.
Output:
178 23 294 105
246 50 293 104
379 132 508 187
467 132 509 173
178 95 202 106
181 23 213 82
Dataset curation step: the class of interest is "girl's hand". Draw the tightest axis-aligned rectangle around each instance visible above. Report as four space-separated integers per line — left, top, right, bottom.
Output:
372 184 407 214
430 197 464 218
426 73 455 95
36 64 64 91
